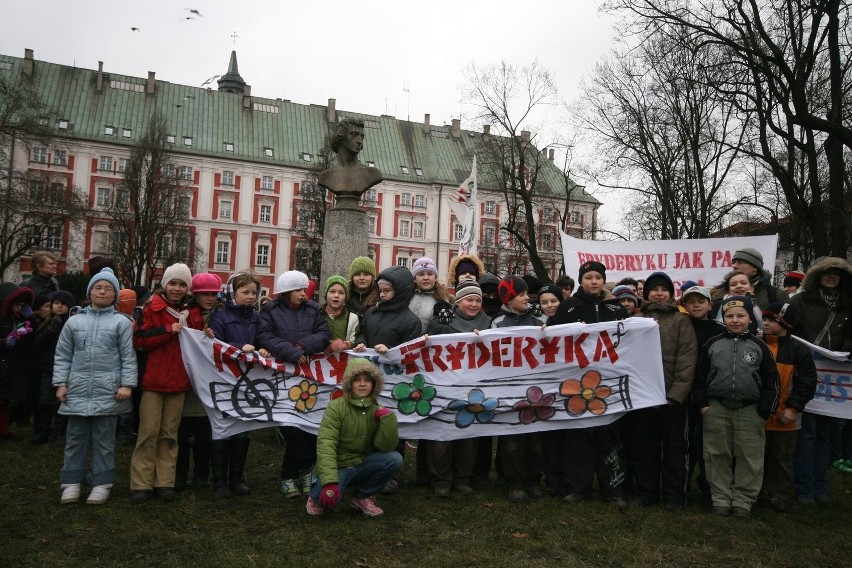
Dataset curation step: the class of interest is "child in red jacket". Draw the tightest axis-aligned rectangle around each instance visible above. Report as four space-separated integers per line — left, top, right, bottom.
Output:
129 263 204 503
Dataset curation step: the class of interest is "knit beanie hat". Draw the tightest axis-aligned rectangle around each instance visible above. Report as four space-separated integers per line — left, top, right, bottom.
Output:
161 263 192 287
86 267 120 304
578 261 606 281
721 295 754 314
411 257 438 277
679 280 698 294
191 272 222 294
118 289 137 315
537 283 564 302
324 275 349 298
454 282 483 303
276 270 310 294
732 247 764 271
783 271 805 288
49 290 75 309
33 293 50 309
349 256 376 279
498 275 528 305
612 285 638 304
643 271 675 300
522 275 542 295
762 302 797 331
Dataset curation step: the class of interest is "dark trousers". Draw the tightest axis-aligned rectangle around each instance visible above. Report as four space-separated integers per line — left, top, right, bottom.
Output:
499 433 543 490
280 426 317 479
176 416 212 483
563 421 625 499
687 403 710 498
427 438 477 488
763 430 796 501
627 404 689 506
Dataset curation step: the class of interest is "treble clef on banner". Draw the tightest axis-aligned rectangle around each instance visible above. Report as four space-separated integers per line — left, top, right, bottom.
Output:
230 368 277 421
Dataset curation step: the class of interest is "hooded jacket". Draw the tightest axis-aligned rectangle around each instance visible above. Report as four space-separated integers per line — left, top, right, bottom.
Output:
639 297 697 404
52 305 137 416
0 285 36 400
207 275 261 349
315 359 398 485
789 256 852 351
256 296 330 363
763 334 817 431
356 266 421 348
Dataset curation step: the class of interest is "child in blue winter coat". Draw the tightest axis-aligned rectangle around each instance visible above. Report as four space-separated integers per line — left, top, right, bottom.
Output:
53 268 137 505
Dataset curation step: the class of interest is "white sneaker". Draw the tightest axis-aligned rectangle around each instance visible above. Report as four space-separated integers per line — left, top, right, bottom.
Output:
86 484 113 505
60 483 81 504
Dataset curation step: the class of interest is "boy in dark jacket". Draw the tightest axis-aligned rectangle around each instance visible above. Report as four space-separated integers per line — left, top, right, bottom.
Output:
31 290 74 443
694 296 780 518
761 302 817 512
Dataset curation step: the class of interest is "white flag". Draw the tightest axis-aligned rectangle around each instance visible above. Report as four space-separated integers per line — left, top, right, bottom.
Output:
450 157 477 255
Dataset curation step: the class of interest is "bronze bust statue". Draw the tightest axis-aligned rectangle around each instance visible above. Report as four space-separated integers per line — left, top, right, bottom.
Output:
318 118 383 198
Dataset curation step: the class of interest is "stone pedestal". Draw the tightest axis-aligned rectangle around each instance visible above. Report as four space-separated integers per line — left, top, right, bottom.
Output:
320 194 368 286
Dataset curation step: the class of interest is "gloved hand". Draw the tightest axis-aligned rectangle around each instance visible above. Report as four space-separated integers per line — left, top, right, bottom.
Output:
530 302 543 317
4 334 16 348
374 407 391 420
15 321 33 337
319 483 340 508
433 301 454 324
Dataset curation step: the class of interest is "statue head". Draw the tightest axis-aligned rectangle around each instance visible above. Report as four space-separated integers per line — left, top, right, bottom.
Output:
330 118 366 153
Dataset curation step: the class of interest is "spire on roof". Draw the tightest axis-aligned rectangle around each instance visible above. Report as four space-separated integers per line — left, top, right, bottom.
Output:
217 50 246 94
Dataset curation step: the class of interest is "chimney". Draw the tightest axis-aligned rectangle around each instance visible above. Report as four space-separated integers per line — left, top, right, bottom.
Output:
22 48 34 77
482 124 490 143
327 98 336 123
548 148 555 161
242 85 252 109
96 61 104 92
423 113 430 134
146 71 155 94
451 118 461 139
521 130 530 143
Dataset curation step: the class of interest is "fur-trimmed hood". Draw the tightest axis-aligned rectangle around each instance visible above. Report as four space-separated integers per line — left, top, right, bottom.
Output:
447 254 486 288
2 286 34 320
799 256 852 305
341 358 385 402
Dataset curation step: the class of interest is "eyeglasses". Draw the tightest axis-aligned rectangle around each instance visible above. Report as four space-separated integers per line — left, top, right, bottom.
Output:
91 285 114 292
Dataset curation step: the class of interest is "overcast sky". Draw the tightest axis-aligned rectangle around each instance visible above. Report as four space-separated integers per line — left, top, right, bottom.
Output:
0 0 622 226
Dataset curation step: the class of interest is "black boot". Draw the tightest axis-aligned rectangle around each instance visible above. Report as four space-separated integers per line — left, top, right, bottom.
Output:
211 440 232 498
174 437 190 491
229 437 251 496
30 405 53 444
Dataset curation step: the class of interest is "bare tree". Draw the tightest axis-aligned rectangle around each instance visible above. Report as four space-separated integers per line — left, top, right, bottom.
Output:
104 110 199 286
292 142 333 280
0 73 88 275
463 60 578 282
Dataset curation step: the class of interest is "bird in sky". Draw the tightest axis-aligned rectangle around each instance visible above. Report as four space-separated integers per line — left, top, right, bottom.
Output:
131 27 140 32
200 75 221 87
186 8 202 17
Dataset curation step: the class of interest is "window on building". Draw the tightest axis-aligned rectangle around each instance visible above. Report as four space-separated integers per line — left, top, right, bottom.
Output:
222 170 234 185
301 152 312 162
400 166 410 175
99 156 113 171
104 126 115 136
122 128 132 138
256 244 270 266
28 179 45 200
179 166 193 180
46 224 62 249
219 200 232 220
364 189 377 202
571 210 580 224
414 167 423 177
158 233 173 258
259 204 272 223
32 147 47 163
400 193 411 206
183 137 193 146
96 187 111 207
400 220 410 237
264 147 274 157
116 189 129 208
542 207 553 220
368 215 376 234
162 163 175 177
454 223 464 241
166 134 175 144
413 222 424 238
49 182 64 202
175 232 190 260
52 149 67 166
366 161 375 168
117 158 130 173
261 175 274 190
484 201 496 214
92 230 110 254
58 120 69 130
177 196 191 216
396 257 409 268
543 233 553 249
414 194 425 208
224 142 234 152
215 241 230 264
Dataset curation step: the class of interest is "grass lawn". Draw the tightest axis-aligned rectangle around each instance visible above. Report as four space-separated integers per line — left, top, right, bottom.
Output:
2 426 850 568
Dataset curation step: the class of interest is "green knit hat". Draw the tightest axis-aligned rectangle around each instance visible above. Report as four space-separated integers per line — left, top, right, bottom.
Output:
324 275 349 299
349 256 376 279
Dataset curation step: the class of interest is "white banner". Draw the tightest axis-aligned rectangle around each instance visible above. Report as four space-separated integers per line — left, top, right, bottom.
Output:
179 318 667 441
795 336 852 419
560 233 779 292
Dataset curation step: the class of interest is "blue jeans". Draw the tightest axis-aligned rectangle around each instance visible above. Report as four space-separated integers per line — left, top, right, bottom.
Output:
794 412 834 498
60 415 118 486
310 451 403 505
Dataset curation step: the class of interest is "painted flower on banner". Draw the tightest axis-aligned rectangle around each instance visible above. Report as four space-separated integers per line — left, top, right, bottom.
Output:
391 374 437 416
512 386 556 424
447 389 498 428
561 371 610 417
288 379 319 413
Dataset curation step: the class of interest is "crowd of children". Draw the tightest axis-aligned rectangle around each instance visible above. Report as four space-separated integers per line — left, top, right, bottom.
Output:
0 247 849 520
